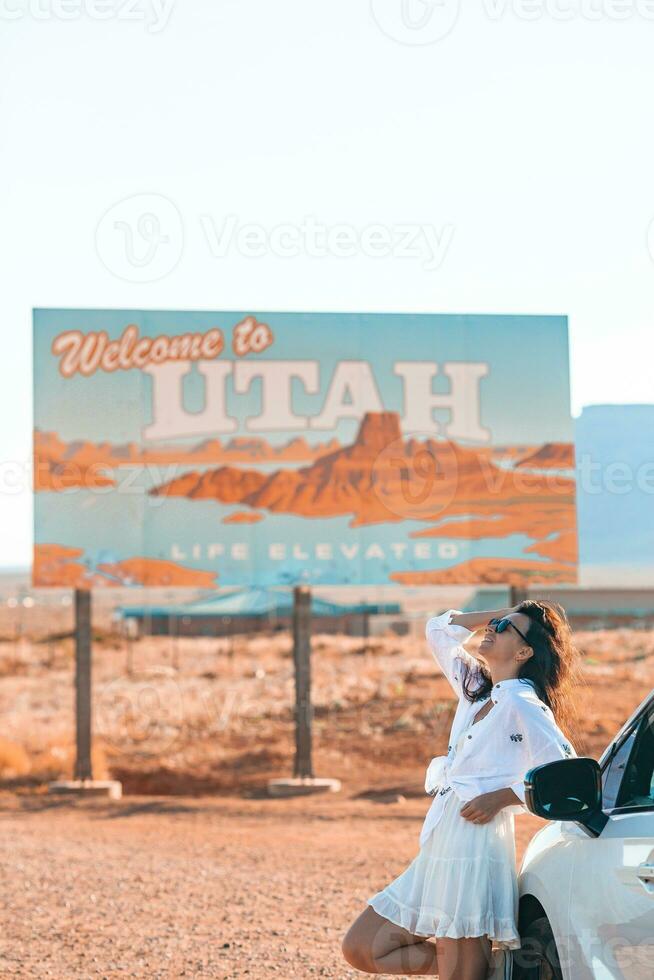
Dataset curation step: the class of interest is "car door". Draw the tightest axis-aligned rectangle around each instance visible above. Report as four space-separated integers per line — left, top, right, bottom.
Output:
565 697 654 979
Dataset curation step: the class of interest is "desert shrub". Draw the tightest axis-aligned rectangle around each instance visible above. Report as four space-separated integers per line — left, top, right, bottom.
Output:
29 739 110 782
0 738 31 779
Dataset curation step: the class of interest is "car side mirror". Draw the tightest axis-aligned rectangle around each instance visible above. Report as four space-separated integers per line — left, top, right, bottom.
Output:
524 757 608 835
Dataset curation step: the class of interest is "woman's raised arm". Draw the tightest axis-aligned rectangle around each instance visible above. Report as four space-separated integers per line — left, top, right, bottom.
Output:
425 609 483 700
425 606 519 700
449 606 518 632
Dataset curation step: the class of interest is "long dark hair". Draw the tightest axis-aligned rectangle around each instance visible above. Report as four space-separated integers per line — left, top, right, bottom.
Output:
461 599 583 746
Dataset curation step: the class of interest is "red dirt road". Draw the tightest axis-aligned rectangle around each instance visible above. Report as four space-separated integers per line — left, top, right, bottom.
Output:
0 790 564 979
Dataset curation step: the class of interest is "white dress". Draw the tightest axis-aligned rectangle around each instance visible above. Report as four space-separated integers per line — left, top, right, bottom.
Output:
366 707 522 950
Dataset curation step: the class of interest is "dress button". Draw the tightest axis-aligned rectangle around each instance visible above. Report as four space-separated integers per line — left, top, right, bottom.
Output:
467 734 472 739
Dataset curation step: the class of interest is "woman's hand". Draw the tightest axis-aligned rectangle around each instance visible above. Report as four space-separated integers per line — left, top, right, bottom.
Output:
449 607 518 632
459 790 506 824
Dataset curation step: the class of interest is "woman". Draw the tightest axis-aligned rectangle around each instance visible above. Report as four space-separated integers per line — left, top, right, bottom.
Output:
341 599 582 979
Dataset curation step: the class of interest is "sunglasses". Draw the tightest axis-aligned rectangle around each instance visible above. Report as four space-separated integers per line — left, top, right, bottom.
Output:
487 616 531 646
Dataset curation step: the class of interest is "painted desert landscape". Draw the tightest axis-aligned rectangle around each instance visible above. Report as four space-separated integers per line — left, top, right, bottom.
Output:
33 411 578 589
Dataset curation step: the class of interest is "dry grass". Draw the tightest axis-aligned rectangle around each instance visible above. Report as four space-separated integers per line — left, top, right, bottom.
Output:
0 625 651 796
0 738 30 778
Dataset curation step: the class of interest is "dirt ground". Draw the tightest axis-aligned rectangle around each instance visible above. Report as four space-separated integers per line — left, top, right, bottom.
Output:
0 623 652 977
0 789 564 979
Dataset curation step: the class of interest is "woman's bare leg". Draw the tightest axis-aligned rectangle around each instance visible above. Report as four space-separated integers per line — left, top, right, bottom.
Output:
342 906 495 977
437 935 493 979
341 905 439 975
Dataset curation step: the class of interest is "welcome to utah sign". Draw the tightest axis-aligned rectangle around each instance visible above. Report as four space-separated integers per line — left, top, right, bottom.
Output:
32 309 577 588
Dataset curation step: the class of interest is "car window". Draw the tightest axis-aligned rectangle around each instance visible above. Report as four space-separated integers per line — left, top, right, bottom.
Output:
602 726 638 810
614 704 654 810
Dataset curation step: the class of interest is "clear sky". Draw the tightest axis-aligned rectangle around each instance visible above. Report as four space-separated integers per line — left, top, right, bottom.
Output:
2 2 654 569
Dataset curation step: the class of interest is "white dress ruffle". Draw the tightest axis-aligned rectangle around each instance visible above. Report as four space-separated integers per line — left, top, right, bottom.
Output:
366 716 522 950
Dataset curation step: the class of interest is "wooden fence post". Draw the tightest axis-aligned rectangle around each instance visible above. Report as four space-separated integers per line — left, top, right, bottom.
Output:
292 585 313 779
74 587 93 781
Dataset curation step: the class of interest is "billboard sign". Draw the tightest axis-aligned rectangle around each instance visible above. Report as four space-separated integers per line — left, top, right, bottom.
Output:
33 309 577 588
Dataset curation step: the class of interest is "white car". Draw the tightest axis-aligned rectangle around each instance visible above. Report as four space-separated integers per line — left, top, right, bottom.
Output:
513 689 654 979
